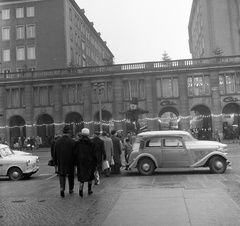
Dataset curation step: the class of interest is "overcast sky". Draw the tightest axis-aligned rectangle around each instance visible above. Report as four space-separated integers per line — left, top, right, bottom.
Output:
76 0 193 64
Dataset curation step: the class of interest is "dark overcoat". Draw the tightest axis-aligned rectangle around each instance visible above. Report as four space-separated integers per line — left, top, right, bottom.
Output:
111 136 122 164
75 136 97 182
92 136 106 166
54 135 75 175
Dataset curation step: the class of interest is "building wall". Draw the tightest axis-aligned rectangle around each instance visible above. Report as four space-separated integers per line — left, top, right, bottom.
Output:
189 0 240 58
0 56 240 144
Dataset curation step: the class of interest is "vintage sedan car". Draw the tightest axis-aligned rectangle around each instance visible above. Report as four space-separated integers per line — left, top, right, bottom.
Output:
128 131 230 175
0 144 39 180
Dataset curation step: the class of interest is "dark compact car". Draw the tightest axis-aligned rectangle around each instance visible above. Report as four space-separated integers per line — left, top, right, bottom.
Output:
128 131 230 176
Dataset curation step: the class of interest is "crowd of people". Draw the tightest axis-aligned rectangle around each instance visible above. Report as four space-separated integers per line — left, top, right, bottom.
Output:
52 126 135 198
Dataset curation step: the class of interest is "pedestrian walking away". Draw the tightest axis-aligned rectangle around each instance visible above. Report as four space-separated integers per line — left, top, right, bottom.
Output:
75 128 97 197
92 131 107 177
111 130 122 174
54 125 75 198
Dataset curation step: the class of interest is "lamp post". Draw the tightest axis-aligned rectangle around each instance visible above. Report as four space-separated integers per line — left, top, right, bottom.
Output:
93 82 105 132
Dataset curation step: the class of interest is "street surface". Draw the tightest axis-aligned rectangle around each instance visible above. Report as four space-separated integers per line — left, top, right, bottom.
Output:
1 143 240 226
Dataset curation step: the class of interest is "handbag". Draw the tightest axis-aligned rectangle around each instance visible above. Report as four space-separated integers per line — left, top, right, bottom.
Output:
102 160 109 171
48 158 54 166
94 170 100 185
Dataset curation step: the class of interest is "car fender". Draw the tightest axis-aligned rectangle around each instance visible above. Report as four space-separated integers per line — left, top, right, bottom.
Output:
190 152 228 167
129 153 158 169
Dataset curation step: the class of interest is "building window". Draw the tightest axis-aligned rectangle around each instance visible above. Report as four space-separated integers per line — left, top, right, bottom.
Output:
123 80 146 100
3 49 10 62
27 46 36 59
16 26 25 39
26 25 35 38
6 88 25 108
2 27 10 41
16 47 25 61
2 9 10 20
26 6 34 17
92 82 113 102
82 39 85 51
3 69 10 74
156 77 179 98
34 86 53 106
16 7 24 18
219 72 240 94
62 84 83 104
187 75 210 96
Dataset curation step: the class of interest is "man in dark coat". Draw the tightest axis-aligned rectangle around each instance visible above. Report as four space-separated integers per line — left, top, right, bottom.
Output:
111 130 122 174
75 128 97 197
92 131 106 174
54 125 75 198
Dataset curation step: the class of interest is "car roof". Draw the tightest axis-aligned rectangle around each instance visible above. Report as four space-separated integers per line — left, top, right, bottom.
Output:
137 130 191 137
0 144 9 149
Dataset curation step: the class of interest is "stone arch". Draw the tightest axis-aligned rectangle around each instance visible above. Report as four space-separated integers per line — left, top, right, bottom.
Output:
190 105 212 140
8 115 26 146
93 110 113 133
158 107 180 130
65 112 84 136
36 114 54 147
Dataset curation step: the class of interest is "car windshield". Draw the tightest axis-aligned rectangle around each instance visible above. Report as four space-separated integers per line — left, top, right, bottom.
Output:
181 133 196 141
0 147 14 157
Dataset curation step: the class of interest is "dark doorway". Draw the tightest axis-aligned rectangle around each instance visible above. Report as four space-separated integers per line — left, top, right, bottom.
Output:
65 112 84 137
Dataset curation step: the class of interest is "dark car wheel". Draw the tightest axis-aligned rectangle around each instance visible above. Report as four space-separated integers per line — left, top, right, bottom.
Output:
137 158 155 176
209 156 227 174
8 167 23 181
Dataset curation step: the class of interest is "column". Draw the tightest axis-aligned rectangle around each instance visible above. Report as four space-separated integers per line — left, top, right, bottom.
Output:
53 82 62 134
25 84 34 137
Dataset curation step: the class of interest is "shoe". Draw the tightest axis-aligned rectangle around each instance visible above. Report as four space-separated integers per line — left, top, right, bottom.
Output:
60 191 65 198
69 190 73 194
79 190 83 197
88 191 93 195
88 184 93 195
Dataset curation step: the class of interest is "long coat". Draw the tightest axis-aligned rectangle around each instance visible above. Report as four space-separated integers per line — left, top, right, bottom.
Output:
100 136 113 164
92 136 106 166
75 136 97 182
54 135 75 175
111 136 122 164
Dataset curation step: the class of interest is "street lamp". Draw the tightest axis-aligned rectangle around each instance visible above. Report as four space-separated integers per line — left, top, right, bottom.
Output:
93 82 105 132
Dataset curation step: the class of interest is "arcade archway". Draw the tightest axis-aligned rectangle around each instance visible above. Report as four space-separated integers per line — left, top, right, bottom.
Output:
9 115 26 145
222 103 240 139
37 114 54 147
158 107 180 130
65 112 84 136
93 110 112 133
190 105 212 140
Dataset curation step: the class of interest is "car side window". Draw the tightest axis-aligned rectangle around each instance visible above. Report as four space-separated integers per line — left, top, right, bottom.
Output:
164 138 183 147
146 138 161 147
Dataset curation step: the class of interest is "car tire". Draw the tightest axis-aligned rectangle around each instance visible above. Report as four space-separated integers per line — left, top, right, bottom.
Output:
8 167 23 181
209 156 227 174
137 158 155 176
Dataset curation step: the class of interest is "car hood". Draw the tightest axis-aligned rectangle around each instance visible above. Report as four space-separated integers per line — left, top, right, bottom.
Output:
185 140 227 148
13 150 32 155
2 154 39 162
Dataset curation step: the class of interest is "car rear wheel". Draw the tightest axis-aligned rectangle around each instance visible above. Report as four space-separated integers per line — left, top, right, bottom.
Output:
8 167 23 181
209 156 227 174
137 158 155 176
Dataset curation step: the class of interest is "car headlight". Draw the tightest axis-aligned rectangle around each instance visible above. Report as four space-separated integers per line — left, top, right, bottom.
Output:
217 146 228 153
26 160 31 166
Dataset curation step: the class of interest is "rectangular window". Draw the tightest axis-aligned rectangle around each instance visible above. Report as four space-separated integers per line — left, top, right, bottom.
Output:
236 73 240 93
16 26 25 39
187 75 210 96
2 9 10 20
3 49 10 62
62 84 83 104
69 8 72 20
156 77 179 98
34 86 53 106
26 25 35 38
26 6 34 17
2 27 10 41
27 46 35 59
139 79 146 100
16 47 25 60
226 73 235 93
16 7 24 18
6 88 25 108
92 82 112 102
123 80 146 100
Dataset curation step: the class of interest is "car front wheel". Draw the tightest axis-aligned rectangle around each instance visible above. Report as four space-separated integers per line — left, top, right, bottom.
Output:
8 167 23 181
209 156 227 174
137 158 155 176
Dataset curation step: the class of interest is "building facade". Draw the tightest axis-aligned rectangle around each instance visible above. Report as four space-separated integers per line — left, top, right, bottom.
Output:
0 56 240 146
188 0 240 58
0 0 114 73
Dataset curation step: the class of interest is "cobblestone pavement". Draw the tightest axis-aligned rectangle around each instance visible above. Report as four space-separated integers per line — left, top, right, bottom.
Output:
1 143 240 226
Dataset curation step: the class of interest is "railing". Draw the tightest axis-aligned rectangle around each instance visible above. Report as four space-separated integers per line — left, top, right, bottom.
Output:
1 55 240 80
